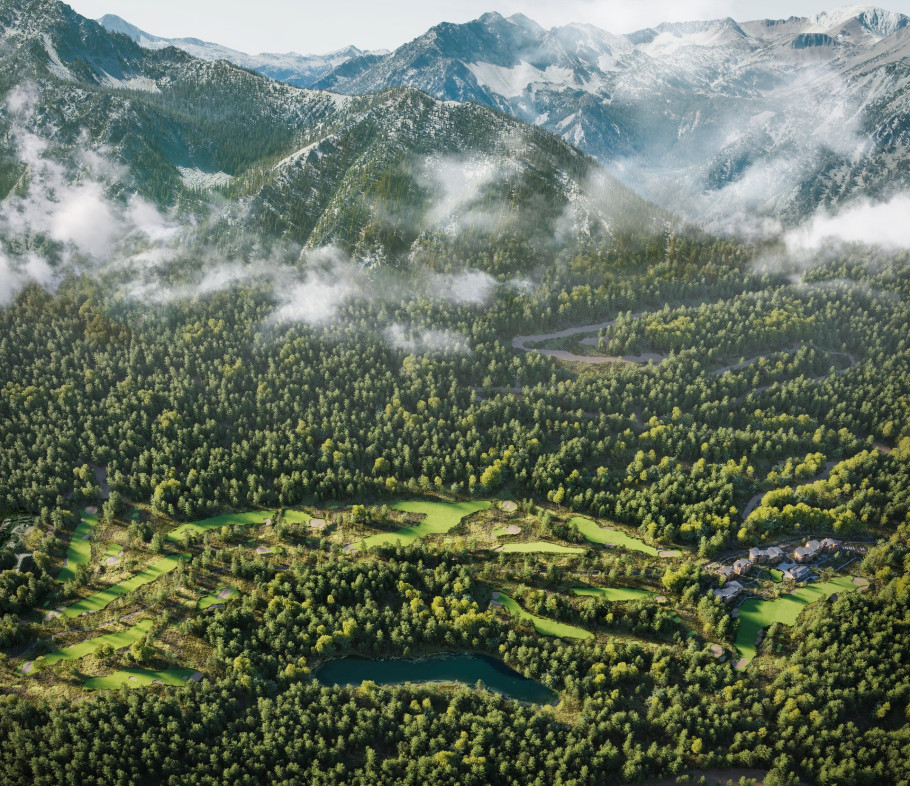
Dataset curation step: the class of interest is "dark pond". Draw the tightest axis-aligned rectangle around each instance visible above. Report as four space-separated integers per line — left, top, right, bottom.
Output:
315 652 557 704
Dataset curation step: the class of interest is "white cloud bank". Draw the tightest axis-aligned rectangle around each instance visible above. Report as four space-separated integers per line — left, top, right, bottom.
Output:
785 194 910 253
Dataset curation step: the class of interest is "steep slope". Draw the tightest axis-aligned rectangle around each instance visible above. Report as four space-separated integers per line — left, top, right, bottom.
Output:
312 7 910 228
0 0 666 273
97 13 386 89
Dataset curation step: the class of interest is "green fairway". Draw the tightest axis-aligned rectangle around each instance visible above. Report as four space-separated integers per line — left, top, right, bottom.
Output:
62 555 186 618
569 517 659 555
83 668 197 690
358 500 490 549
281 510 311 525
42 619 154 666
167 510 275 542
572 586 654 601
198 586 238 609
768 569 783 583
498 541 585 555
734 576 858 668
57 511 98 583
498 593 592 640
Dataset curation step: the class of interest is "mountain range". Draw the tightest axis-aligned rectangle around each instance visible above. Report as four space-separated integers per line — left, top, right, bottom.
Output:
102 5 910 230
0 0 661 280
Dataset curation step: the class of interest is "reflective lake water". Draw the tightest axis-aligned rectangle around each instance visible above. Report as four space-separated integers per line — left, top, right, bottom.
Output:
315 652 557 704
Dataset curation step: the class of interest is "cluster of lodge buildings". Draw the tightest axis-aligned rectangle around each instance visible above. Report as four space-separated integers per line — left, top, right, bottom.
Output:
711 537 843 603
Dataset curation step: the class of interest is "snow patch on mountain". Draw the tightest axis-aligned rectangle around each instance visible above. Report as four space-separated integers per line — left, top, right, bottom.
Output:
466 61 577 98
177 167 232 191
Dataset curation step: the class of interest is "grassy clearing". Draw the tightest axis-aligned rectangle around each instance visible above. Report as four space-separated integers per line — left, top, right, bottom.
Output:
57 511 98 584
734 576 858 667
83 668 196 690
498 593 592 640
42 619 154 666
498 541 584 555
572 586 654 602
62 555 186 618
167 510 274 542
198 586 238 610
359 500 490 550
569 516 658 556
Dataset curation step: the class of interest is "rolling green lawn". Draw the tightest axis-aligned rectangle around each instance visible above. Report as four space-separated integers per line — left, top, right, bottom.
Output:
57 511 98 583
62 555 186 618
358 500 490 550
83 668 196 690
498 541 585 555
42 619 154 666
569 517 659 556
768 569 784 583
572 586 654 602
167 510 275 542
498 593 592 640
281 510 311 525
734 576 858 667
198 586 238 609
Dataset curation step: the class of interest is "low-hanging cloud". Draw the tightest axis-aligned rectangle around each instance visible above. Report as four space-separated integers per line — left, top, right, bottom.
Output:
0 84 181 300
384 322 471 354
270 246 364 324
426 269 499 304
785 194 910 253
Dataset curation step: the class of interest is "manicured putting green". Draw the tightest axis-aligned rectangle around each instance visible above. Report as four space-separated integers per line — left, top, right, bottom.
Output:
42 619 154 666
198 586 238 609
572 586 654 602
768 569 783 583
62 555 186 618
498 541 584 555
569 517 659 555
734 576 858 668
57 511 98 583
498 593 592 640
167 510 275 542
83 668 197 690
358 501 490 549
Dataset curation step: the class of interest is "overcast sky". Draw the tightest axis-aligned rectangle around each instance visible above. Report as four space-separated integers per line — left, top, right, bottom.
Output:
66 1 910 55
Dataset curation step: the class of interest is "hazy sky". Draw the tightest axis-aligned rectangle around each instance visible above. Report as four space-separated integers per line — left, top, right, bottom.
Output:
66 1 910 55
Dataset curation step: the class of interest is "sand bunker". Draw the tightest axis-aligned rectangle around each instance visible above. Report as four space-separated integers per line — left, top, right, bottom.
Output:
19 661 33 675
658 550 681 558
499 525 521 535
734 657 749 671
491 591 500 600
709 644 724 658
189 671 203 682
128 676 138 682
44 610 61 621
501 501 518 512
655 595 667 604
852 577 869 586
85 507 97 515
104 556 121 566
308 518 327 530
255 546 271 555
489 600 503 609
342 544 357 554
216 588 235 600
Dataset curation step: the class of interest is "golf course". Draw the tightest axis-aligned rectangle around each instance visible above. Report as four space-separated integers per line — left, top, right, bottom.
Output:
357 500 490 549
734 576 859 667
497 592 593 640
57 510 98 583
569 517 659 555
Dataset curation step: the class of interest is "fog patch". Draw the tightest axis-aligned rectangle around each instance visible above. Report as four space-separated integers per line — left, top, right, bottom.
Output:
785 195 910 253
427 269 498 305
384 323 471 354
270 246 364 324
